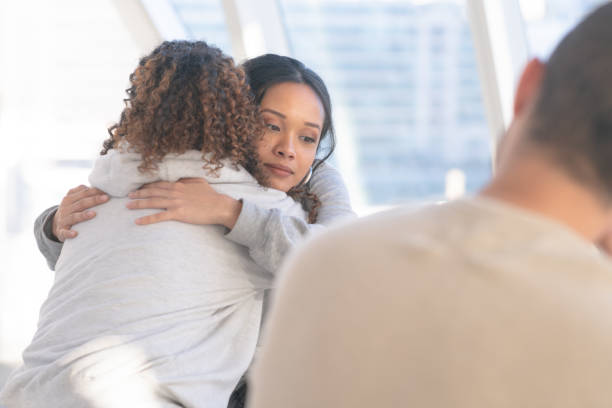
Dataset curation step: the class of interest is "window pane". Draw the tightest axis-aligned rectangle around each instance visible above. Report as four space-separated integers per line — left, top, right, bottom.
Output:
167 0 232 54
520 0 608 58
279 0 491 210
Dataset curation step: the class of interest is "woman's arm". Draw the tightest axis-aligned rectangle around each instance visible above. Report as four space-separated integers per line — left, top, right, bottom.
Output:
224 162 356 273
34 186 109 270
128 162 356 274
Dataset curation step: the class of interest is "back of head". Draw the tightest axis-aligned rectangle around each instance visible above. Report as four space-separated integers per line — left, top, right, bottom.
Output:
529 3 612 201
241 54 336 167
103 40 263 176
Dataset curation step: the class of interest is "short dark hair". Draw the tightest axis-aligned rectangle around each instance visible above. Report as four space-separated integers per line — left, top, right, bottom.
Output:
529 3 612 200
241 54 336 172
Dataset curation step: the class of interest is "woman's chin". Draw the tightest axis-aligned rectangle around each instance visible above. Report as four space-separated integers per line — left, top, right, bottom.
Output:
266 180 292 193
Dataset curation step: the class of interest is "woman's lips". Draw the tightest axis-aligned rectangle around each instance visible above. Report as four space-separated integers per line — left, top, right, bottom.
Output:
264 163 294 177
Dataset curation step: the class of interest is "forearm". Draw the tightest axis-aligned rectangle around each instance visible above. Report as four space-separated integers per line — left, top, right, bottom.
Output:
34 206 63 270
226 201 325 273
226 162 356 274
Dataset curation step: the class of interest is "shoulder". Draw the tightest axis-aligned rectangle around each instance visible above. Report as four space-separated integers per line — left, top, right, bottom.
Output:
296 201 450 251
311 161 339 177
308 161 344 189
275 200 486 288
276 205 433 285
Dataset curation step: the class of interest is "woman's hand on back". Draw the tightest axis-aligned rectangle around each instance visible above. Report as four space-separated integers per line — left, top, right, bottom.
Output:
53 185 109 242
127 178 243 229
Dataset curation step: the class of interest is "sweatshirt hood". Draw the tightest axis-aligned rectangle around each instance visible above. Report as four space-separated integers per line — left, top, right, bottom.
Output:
89 149 258 197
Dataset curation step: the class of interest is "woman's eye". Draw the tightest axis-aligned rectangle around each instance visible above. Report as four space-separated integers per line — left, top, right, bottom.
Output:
301 136 317 144
266 123 280 132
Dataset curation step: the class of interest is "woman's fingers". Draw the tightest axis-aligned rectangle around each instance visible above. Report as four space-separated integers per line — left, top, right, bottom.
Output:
70 194 108 212
67 185 88 195
66 186 104 202
134 211 173 225
128 188 174 200
61 186 85 206
126 198 172 210
63 187 108 211
139 181 175 190
56 228 78 241
179 177 208 184
127 177 224 226
65 210 97 227
54 186 108 241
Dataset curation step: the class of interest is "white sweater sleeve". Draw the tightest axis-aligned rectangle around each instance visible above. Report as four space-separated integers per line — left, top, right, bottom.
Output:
225 162 356 274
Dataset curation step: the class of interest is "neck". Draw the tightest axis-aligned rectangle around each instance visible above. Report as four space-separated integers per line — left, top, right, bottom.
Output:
480 154 609 243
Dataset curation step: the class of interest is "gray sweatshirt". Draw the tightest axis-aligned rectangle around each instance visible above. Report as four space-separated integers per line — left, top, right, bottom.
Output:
1 150 308 408
34 161 355 273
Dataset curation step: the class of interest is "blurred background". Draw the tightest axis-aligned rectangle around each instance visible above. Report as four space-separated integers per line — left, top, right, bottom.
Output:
0 0 607 387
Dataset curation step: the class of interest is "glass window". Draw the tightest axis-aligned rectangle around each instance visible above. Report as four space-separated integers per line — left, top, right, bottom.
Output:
278 0 492 212
167 0 232 54
520 0 608 58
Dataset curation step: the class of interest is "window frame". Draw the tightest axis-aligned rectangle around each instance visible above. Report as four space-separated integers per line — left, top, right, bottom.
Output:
138 0 531 188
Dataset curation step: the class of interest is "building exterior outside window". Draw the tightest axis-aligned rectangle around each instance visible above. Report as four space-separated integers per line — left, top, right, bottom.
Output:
278 1 491 209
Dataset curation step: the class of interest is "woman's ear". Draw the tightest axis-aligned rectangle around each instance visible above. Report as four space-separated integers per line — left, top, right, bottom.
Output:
514 58 545 117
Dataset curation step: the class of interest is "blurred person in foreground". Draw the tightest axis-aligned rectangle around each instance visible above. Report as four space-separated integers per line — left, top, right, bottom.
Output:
250 3 612 407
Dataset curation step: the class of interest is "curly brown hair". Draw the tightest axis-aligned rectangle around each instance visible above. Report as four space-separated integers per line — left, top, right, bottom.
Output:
102 40 264 181
288 187 321 223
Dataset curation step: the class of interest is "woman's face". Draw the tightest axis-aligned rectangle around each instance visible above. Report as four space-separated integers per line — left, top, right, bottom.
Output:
257 82 325 192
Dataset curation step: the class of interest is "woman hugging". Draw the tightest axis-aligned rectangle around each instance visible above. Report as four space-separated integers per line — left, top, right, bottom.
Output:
0 40 353 408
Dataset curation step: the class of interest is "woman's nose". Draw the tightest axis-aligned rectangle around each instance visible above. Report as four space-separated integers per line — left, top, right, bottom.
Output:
273 134 296 159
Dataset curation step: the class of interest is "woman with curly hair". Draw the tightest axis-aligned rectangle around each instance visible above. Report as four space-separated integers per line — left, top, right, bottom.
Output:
23 52 354 407
1 41 326 408
125 54 355 273
35 54 354 275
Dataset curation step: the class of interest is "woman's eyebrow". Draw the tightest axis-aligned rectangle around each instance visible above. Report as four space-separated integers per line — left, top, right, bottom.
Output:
262 108 321 130
261 108 285 119
304 121 321 130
